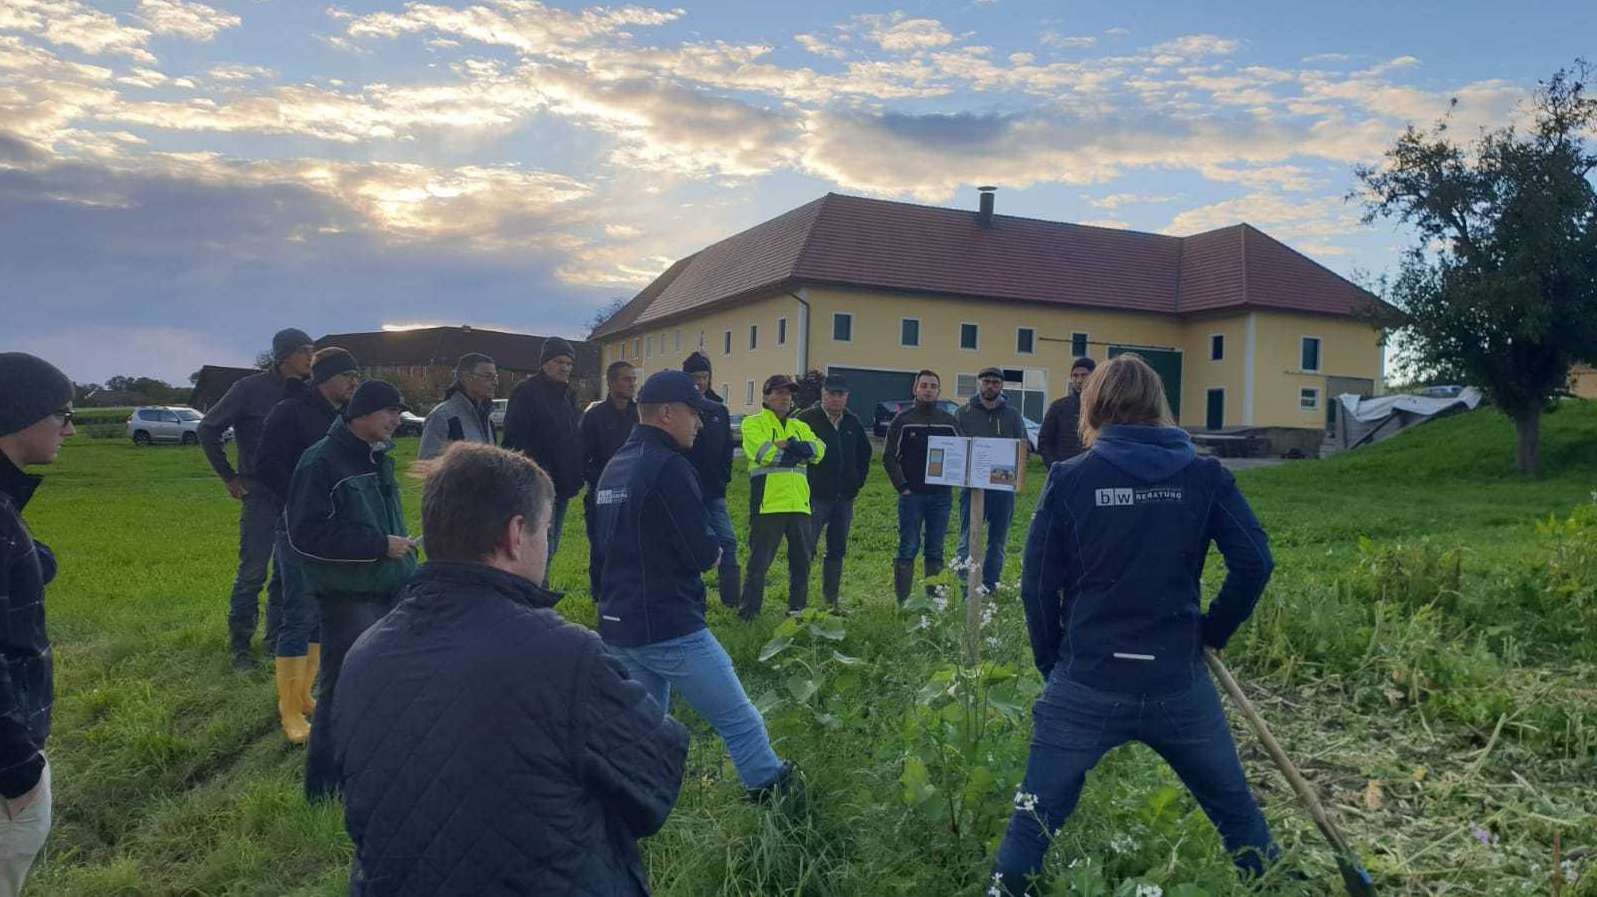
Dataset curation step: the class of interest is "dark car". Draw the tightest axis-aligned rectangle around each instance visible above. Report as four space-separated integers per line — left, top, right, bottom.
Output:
871 399 962 437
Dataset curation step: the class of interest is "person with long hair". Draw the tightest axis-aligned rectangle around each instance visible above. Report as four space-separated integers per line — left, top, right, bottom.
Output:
993 354 1279 895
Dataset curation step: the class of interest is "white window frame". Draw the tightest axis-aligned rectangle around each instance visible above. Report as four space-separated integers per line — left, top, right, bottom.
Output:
954 373 979 398
1210 333 1224 362
746 379 756 406
777 317 788 346
749 324 758 351
958 321 980 352
674 329 681 353
645 334 654 358
833 312 853 342
1299 387 1320 411
723 330 732 355
633 337 641 358
1016 327 1035 355
1300 336 1322 373
1071 331 1089 358
900 317 921 348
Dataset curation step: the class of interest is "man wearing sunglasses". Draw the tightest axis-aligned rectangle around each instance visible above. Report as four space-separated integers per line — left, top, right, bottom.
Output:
418 353 498 461
0 352 76 896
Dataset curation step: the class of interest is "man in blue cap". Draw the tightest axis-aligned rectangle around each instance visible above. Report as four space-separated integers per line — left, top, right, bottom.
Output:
592 370 796 801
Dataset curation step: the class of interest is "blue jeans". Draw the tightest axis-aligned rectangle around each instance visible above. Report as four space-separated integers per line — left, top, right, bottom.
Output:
605 628 783 789
229 489 284 646
272 527 321 657
545 494 570 587
896 489 952 564
993 670 1278 895
810 498 855 560
705 496 738 561
958 488 1017 590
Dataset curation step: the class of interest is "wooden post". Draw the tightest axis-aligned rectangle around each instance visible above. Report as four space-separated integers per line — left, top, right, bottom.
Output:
964 486 986 665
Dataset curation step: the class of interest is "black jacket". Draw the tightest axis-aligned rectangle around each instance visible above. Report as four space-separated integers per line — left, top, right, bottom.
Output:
796 406 871 501
581 399 639 492
882 401 961 494
1038 393 1085 467
255 379 339 504
335 562 689 897
0 453 52 799
503 374 584 500
685 390 733 500
1022 425 1273 695
196 368 290 483
593 426 722 647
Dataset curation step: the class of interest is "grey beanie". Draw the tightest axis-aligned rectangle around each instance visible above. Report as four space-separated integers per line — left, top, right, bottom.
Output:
0 353 74 437
540 337 576 365
273 328 314 363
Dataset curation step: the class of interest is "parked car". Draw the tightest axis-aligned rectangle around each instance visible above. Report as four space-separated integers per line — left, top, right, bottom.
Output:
1415 384 1464 399
396 410 426 437
870 399 962 438
127 406 218 446
491 398 508 429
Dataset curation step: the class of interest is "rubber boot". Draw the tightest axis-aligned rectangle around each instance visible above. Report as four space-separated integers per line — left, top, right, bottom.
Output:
275 657 311 745
893 560 914 605
230 624 254 673
822 556 844 611
924 556 943 598
301 643 320 715
718 563 742 609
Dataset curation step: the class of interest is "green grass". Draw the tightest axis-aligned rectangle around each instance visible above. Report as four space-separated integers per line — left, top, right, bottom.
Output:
19 404 1597 896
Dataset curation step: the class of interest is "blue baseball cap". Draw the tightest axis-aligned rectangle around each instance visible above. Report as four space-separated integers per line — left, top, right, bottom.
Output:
638 370 717 411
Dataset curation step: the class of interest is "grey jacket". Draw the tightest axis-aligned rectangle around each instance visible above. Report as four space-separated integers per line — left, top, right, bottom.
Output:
418 388 496 461
955 393 1027 440
197 369 289 482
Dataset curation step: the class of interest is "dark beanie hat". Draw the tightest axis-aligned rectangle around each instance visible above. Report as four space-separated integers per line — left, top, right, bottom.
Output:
344 380 407 420
1071 356 1097 373
540 337 576 365
682 351 712 375
0 353 74 437
310 348 359 386
273 328 314 363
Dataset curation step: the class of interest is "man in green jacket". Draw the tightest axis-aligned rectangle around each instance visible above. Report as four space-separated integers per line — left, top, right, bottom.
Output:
795 375 871 612
739 375 826 620
285 379 419 801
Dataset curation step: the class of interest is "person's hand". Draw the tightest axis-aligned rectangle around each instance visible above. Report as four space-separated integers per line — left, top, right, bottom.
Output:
2 779 43 821
385 536 418 559
901 488 913 496
773 439 790 449
225 478 248 500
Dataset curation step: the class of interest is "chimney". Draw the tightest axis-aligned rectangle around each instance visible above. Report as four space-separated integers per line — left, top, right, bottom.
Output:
977 186 996 226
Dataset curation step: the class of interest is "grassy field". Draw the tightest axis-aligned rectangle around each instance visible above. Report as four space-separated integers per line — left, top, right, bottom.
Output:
18 404 1597 896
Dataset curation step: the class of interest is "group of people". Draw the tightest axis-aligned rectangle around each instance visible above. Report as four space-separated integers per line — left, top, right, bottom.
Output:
0 334 1288 897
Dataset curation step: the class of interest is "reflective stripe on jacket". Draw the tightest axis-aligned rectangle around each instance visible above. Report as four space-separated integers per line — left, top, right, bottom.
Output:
741 408 825 515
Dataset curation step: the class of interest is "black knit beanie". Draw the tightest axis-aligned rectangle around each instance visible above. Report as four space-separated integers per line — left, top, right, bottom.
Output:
682 351 712 375
311 348 359 386
0 353 74 437
344 380 407 420
273 328 314 363
540 337 576 365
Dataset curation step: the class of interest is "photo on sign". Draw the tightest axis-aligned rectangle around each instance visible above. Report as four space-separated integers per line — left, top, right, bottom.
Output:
928 448 945 478
987 465 1017 486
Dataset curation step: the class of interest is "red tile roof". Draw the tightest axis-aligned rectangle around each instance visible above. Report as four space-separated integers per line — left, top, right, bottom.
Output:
592 192 1386 338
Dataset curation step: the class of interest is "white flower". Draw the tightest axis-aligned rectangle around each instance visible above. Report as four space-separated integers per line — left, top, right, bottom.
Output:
932 590 949 613
1110 834 1137 854
980 603 996 628
1134 885 1163 897
1561 860 1580 886
985 636 1001 649
1013 790 1039 813
986 871 1005 897
912 615 931 632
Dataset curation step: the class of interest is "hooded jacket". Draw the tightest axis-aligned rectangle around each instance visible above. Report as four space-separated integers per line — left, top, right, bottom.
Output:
502 373 584 500
255 378 340 503
418 386 496 461
335 562 689 897
685 389 733 500
286 418 417 599
882 401 961 494
1021 425 1273 694
0 452 52 799
796 405 872 502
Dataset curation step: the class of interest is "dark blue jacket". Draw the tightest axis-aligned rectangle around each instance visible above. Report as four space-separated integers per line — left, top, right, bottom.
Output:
1021 425 1273 694
335 562 689 897
593 426 722 647
685 389 733 500
0 453 52 799
255 378 339 504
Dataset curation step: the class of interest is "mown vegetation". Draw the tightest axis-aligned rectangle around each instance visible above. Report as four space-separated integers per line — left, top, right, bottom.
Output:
21 402 1597 896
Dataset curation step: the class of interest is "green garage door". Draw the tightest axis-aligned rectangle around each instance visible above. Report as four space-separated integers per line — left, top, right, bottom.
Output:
828 367 918 425
1108 347 1183 420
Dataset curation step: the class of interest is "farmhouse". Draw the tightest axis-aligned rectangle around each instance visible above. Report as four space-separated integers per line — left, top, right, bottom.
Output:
592 191 1390 447
314 325 603 404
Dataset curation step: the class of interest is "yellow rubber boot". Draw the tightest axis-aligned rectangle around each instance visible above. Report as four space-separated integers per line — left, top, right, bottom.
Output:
301 643 320 716
275 657 311 745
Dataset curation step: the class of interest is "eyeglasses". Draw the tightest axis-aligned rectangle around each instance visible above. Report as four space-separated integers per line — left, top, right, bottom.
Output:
52 408 75 424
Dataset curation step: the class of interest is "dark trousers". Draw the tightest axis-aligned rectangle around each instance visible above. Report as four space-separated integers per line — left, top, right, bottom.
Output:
993 670 1278 895
305 594 393 801
229 489 284 648
545 494 571 588
896 489 952 564
809 498 855 561
740 512 813 617
583 491 601 600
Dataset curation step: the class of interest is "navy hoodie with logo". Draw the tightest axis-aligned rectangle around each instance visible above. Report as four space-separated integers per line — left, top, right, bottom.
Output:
1020 424 1273 695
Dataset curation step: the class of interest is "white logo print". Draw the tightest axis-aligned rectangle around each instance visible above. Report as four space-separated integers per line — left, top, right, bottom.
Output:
1095 487 1181 507
1095 488 1135 506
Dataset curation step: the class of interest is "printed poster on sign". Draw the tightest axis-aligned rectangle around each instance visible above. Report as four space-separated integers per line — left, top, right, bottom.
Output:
968 438 1021 492
923 435 968 488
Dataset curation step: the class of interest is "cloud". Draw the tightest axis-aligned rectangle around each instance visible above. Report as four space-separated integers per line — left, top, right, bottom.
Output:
795 32 847 59
340 0 684 57
1149 34 1241 62
1163 192 1361 252
207 63 277 83
1301 52 1351 64
1104 26 1131 37
1086 192 1182 209
136 0 242 42
860 15 956 53
1 0 156 62
1041 33 1096 49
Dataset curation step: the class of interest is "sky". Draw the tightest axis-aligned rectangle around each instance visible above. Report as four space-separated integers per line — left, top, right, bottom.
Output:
2 0 1591 385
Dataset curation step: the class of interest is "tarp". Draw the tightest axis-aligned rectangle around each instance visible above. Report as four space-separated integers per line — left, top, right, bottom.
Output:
1330 388 1483 450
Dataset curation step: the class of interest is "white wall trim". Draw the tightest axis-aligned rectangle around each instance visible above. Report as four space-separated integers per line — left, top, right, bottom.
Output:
1243 313 1257 426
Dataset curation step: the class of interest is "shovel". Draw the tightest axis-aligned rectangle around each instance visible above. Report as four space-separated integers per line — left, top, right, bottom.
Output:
1205 649 1378 897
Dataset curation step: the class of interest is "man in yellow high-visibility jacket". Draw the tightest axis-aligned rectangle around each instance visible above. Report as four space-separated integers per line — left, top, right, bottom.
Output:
739 374 826 620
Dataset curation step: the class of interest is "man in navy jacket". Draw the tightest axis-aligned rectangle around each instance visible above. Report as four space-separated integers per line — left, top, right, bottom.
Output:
335 442 688 896
593 371 794 800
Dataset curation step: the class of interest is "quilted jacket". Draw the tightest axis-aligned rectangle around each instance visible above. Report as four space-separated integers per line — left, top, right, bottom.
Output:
334 561 689 896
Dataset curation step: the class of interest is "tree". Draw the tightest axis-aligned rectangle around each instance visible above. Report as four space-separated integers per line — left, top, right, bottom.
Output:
587 297 630 337
1356 62 1597 474
255 350 276 370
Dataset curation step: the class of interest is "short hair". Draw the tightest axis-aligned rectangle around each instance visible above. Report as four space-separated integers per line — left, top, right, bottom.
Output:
914 369 940 385
1078 353 1174 447
455 353 495 376
606 360 636 383
421 443 553 563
